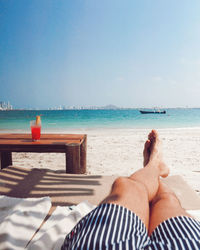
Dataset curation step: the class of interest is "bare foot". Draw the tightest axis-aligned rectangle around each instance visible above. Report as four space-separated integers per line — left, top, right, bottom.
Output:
143 139 151 166
143 130 169 178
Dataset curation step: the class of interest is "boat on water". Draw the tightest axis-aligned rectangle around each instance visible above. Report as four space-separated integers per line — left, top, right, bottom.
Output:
139 110 166 114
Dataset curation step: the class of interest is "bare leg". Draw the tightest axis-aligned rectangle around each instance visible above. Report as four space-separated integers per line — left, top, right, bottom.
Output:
100 130 169 230
148 181 193 235
142 134 193 235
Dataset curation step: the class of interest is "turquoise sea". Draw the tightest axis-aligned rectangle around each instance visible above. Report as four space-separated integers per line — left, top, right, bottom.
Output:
0 108 200 132
1 109 200 132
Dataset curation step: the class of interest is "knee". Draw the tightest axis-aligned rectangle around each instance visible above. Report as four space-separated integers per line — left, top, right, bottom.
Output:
154 191 181 206
112 176 147 194
112 177 128 191
101 177 149 205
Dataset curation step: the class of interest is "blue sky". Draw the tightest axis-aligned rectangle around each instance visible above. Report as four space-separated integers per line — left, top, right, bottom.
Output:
1 0 200 109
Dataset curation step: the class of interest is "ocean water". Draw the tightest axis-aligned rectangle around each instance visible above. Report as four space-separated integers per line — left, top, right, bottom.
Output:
1 109 200 132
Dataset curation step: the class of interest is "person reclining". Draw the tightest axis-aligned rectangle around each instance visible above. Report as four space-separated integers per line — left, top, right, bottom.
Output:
62 130 200 249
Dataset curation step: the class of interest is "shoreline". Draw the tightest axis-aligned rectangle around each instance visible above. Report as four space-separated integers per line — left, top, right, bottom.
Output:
2 126 200 133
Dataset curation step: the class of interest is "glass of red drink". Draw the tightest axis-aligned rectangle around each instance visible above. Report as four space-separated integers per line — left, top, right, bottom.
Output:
30 121 41 141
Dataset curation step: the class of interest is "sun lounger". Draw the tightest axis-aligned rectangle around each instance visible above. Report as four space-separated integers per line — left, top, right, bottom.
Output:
0 166 200 249
1 166 200 210
0 166 117 209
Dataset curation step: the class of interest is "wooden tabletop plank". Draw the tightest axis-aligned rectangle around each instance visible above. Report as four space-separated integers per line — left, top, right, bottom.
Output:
0 133 87 153
0 140 82 153
0 139 81 145
0 145 68 153
0 134 85 140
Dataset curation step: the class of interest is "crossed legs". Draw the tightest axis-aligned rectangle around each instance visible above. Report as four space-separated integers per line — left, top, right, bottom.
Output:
100 130 192 235
149 180 192 235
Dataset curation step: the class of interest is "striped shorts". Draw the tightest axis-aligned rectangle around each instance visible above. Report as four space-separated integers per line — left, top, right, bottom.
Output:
61 203 200 249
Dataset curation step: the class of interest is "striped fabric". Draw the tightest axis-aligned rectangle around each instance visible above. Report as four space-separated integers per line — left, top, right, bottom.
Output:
150 216 200 249
61 203 200 250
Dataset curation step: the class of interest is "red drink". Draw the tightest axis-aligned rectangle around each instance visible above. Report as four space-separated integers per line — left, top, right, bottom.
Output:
30 116 41 141
31 125 41 141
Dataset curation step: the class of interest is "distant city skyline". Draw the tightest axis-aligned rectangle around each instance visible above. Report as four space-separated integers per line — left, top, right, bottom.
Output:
1 1 200 109
0 100 198 110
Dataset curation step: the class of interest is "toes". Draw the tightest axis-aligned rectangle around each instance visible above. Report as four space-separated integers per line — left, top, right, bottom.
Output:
144 139 151 149
148 131 153 140
152 129 159 140
148 130 156 141
147 130 160 159
148 130 158 140
148 130 159 149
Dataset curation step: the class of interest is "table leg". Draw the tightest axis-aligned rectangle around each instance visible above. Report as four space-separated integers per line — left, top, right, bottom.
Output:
65 143 81 174
80 135 87 174
0 152 12 169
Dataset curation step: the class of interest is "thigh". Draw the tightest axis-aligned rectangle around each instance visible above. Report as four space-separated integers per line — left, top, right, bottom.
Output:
61 203 151 249
148 182 192 235
100 177 150 229
148 216 200 249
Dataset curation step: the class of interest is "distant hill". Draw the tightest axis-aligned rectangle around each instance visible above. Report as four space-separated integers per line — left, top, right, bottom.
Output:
102 104 119 110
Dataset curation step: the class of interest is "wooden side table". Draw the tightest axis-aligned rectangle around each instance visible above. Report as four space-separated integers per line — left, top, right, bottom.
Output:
0 134 87 174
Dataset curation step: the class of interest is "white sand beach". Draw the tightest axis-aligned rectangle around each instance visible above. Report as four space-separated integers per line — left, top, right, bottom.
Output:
13 128 200 195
